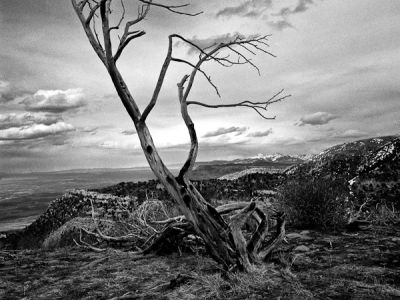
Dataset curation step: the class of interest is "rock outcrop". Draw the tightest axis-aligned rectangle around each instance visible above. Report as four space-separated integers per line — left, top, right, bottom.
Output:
2 190 136 249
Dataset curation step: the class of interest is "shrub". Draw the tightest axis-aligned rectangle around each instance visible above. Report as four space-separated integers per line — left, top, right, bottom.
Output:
367 202 400 226
278 177 349 230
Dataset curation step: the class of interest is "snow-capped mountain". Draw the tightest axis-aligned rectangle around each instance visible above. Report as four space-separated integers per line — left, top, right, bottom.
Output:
250 153 312 163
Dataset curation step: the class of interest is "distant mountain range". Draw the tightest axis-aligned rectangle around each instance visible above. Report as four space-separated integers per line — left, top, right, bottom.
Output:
190 153 309 179
191 135 399 182
3 135 398 246
250 153 314 163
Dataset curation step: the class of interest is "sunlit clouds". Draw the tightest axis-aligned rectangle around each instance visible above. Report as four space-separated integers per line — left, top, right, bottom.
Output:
0 0 399 172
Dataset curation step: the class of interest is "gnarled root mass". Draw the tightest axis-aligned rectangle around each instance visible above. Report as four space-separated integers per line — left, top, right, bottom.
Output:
74 199 286 272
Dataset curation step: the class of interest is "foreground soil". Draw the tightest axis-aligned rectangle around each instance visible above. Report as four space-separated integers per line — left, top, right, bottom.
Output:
1 226 400 300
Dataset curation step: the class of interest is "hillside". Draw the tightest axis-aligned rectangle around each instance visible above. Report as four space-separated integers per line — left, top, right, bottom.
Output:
285 136 400 215
1 173 284 249
3 135 399 249
1 136 400 299
286 136 398 180
190 154 307 179
351 136 400 207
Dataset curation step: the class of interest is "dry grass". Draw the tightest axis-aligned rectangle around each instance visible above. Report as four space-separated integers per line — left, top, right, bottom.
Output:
42 217 96 249
42 199 181 251
368 203 400 226
0 248 313 300
2 224 400 300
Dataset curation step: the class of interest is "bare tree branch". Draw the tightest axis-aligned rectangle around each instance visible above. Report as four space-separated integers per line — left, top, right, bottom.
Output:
171 34 277 105
186 89 291 120
227 45 260 75
71 0 106 64
259 212 286 260
247 209 269 256
171 57 220 97
72 0 288 271
114 30 146 62
229 202 257 271
79 0 90 11
109 0 126 31
140 36 174 122
89 4 104 51
114 2 150 62
100 0 113 65
85 2 100 26
176 75 200 179
138 0 203 16
73 229 107 252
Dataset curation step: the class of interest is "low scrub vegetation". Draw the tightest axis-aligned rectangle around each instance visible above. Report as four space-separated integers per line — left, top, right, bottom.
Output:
367 202 400 226
278 177 349 230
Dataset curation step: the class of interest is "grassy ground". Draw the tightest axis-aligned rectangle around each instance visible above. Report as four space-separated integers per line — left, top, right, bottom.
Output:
1 226 399 299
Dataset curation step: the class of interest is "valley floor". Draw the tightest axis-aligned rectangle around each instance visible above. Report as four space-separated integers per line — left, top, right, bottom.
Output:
1 226 400 300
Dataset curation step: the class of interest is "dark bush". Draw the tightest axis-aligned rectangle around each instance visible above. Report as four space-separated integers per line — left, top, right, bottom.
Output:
278 177 349 230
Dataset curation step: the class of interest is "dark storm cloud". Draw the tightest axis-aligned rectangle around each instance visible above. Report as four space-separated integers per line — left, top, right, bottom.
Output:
0 113 61 130
21 88 87 113
216 0 273 18
203 126 248 137
296 112 338 126
247 128 273 137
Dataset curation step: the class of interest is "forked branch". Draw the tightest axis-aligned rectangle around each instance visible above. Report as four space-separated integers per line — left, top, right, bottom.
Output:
187 89 291 120
138 0 203 16
72 0 288 271
172 34 280 103
114 2 150 62
72 0 106 64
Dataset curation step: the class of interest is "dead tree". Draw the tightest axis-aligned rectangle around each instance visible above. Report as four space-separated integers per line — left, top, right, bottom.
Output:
71 0 289 272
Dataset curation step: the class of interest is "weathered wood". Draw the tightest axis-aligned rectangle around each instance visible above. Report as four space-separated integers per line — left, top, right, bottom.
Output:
229 202 257 271
259 212 286 260
247 208 269 260
71 0 287 272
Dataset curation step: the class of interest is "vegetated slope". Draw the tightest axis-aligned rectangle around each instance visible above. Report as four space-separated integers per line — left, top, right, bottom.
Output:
190 155 307 179
286 136 398 180
3 136 398 250
286 135 400 209
1 173 284 250
94 174 284 204
219 167 274 180
351 136 400 206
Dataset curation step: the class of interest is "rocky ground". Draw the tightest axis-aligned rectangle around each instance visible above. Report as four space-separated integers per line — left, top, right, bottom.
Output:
1 136 399 299
1 225 399 299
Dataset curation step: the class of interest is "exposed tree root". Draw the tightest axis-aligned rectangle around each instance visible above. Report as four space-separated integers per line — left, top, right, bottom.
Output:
73 199 286 272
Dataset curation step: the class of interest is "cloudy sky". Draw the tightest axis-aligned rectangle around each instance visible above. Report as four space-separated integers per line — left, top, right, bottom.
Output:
0 0 399 173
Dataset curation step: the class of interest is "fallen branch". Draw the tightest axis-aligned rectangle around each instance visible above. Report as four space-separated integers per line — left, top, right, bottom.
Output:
259 212 286 260
73 229 106 252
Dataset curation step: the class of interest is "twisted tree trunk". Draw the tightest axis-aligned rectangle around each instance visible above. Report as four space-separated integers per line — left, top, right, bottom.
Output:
71 0 286 272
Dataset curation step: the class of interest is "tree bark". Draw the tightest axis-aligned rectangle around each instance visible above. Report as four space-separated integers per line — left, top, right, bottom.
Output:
71 0 286 272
